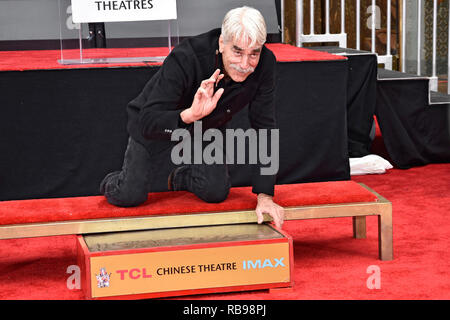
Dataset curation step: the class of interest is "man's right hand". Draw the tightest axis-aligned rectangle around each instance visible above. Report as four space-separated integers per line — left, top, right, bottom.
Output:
180 69 225 124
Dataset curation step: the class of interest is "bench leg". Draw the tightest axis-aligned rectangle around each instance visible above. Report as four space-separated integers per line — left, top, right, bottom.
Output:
352 216 366 239
378 208 393 261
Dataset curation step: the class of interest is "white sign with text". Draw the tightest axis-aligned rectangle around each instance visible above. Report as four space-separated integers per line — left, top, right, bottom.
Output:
71 0 177 23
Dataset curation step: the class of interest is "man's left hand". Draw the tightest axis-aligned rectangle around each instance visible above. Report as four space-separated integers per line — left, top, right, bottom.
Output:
255 193 285 229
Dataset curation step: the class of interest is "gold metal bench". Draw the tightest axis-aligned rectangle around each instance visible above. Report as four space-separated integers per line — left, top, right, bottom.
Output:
0 182 392 260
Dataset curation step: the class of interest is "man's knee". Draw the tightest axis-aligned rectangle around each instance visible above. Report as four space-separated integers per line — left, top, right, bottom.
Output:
99 137 152 207
101 171 148 207
106 190 148 207
198 179 230 203
196 164 230 203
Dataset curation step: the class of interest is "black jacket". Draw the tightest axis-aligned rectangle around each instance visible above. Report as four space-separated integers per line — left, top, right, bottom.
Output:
126 28 277 196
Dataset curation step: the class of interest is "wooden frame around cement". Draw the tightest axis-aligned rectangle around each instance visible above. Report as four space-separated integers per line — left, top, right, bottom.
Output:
0 183 393 260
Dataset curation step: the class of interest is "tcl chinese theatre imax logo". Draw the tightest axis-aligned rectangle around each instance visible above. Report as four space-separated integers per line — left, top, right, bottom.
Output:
98 258 286 284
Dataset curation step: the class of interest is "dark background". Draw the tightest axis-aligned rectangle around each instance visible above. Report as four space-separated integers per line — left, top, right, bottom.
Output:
0 60 351 201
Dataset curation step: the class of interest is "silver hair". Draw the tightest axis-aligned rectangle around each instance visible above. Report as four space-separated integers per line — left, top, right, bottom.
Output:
221 6 267 48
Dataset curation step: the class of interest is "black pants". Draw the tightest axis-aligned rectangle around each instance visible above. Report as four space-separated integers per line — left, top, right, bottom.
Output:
100 138 231 207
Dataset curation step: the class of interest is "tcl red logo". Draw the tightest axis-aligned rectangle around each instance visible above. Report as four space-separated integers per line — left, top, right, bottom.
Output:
116 268 152 280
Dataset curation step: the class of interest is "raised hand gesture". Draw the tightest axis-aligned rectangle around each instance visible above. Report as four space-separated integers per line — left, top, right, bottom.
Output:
180 69 225 124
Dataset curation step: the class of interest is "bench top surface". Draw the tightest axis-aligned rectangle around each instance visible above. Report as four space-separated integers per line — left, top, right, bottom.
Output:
0 181 377 226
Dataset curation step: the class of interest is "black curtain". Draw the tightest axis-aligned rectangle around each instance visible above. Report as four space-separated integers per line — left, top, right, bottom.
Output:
376 79 450 168
0 60 350 201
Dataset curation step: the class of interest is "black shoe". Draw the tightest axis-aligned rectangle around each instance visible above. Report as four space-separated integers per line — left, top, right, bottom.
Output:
167 167 187 191
99 171 121 194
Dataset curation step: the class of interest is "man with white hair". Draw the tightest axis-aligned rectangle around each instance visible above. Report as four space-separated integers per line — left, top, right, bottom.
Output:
100 6 285 229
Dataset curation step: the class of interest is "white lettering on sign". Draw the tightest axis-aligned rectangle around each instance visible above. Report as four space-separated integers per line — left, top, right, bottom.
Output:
71 0 177 23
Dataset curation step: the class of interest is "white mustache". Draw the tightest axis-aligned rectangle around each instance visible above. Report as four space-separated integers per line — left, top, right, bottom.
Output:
230 64 255 74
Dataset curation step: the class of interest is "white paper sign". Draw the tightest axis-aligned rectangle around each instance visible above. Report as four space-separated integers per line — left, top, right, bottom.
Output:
71 0 177 23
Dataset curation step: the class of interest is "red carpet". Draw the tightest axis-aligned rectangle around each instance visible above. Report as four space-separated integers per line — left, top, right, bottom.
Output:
0 44 345 72
0 181 375 226
0 163 449 300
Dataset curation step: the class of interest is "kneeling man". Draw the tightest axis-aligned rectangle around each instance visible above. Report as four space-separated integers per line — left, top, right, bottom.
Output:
100 6 285 228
